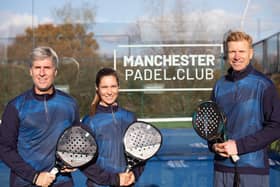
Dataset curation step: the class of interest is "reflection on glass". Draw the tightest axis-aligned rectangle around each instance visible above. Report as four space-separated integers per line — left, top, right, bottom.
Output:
267 35 278 73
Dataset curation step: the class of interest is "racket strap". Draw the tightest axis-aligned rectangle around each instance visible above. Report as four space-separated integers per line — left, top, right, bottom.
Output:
233 164 240 187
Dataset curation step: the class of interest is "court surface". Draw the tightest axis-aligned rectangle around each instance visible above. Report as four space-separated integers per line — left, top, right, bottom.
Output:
1 128 279 187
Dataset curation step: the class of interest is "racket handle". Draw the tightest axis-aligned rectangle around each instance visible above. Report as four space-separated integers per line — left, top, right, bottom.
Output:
231 154 240 162
50 167 59 175
125 165 132 173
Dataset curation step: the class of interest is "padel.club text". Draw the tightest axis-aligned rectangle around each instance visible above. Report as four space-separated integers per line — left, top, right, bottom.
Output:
122 54 216 81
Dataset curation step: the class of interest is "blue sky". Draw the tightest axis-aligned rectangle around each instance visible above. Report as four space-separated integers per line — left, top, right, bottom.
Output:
1 0 280 45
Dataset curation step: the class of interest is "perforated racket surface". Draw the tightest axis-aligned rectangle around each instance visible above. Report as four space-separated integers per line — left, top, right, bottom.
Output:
192 101 239 162
51 126 97 174
123 121 162 171
192 101 225 141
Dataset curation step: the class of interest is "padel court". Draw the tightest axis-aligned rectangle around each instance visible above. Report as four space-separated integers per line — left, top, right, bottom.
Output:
1 128 279 187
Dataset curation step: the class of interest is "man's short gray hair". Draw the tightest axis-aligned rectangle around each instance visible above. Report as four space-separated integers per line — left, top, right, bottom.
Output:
30 46 59 69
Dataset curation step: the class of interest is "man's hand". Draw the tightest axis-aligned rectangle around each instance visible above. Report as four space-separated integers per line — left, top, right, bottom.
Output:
35 172 56 187
119 171 135 186
221 139 238 155
212 139 238 157
212 142 228 157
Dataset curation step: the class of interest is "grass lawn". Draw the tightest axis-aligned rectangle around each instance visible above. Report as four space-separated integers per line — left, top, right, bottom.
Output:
151 121 192 128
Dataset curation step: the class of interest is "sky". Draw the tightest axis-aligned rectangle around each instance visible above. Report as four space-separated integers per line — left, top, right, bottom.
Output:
0 0 280 50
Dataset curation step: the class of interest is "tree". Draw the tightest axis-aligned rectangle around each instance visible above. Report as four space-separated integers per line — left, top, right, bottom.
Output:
1 1 101 117
7 23 99 64
4 22 101 116
52 1 96 31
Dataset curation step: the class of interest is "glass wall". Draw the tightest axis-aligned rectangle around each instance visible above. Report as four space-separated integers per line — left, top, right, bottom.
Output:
253 32 280 75
0 0 280 125
267 35 278 73
252 32 280 92
252 42 264 71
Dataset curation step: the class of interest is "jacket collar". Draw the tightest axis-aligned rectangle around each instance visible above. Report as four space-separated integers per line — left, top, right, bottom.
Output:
225 63 253 82
96 103 119 113
32 85 56 101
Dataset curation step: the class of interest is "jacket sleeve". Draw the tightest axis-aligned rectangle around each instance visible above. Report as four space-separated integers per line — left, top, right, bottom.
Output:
0 104 38 183
236 84 280 154
79 123 120 186
81 162 120 186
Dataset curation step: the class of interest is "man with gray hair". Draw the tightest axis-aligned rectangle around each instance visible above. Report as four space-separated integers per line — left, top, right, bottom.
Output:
0 46 80 186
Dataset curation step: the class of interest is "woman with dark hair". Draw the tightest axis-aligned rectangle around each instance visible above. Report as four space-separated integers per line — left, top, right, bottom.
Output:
82 67 145 187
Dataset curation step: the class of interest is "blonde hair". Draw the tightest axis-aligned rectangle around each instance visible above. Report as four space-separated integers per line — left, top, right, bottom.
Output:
226 31 253 48
89 94 100 116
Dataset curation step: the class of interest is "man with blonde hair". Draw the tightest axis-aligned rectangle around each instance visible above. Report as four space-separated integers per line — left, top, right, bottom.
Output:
209 31 280 187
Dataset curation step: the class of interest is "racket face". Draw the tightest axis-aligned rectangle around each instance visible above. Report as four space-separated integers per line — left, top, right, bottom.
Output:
123 121 162 161
56 126 97 168
192 101 224 141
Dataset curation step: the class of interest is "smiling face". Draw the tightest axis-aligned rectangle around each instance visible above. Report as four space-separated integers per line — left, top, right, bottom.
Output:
30 57 57 95
227 40 253 71
97 75 119 106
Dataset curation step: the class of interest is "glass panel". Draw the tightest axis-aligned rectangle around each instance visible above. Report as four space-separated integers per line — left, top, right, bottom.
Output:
267 35 278 74
0 0 279 121
252 42 264 72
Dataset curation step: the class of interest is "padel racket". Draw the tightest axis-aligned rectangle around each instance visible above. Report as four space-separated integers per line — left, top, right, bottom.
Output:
123 121 162 172
50 126 98 174
192 101 239 162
